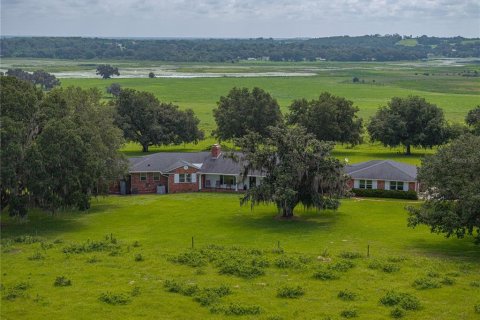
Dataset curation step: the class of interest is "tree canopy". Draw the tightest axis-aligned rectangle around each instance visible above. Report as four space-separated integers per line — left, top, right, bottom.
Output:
407 134 480 243
96 65 120 79
466 106 480 135
286 92 363 146
115 89 204 152
6 68 60 90
106 83 122 97
2 35 479 62
367 96 448 155
0 76 126 216
213 87 282 141
234 125 348 218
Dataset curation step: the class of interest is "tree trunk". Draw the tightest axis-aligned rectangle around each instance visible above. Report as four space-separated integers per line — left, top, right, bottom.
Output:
405 144 411 155
281 206 294 218
142 144 149 153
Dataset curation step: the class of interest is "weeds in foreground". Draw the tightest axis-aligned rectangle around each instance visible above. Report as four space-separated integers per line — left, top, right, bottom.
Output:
53 276 71 287
277 286 305 299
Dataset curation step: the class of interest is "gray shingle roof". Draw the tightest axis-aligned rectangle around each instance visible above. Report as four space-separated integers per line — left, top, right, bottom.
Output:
128 151 250 175
345 160 417 181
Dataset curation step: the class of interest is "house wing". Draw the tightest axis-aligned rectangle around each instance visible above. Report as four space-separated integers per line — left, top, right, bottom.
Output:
346 160 417 181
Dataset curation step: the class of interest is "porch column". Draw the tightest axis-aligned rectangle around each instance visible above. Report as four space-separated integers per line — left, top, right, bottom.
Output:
235 176 238 191
199 174 202 190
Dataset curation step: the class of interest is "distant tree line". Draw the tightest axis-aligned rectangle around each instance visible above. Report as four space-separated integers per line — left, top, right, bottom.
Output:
1 35 479 62
5 68 60 90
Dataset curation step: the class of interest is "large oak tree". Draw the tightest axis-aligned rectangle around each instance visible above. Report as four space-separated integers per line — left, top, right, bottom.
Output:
286 92 363 146
213 87 282 141
115 89 204 152
367 96 448 155
1 76 126 216
407 134 480 243
234 125 348 218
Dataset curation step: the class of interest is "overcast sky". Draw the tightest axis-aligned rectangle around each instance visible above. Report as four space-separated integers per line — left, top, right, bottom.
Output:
1 0 479 38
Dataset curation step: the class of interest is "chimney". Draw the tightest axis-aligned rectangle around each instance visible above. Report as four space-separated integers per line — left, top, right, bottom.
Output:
211 144 221 159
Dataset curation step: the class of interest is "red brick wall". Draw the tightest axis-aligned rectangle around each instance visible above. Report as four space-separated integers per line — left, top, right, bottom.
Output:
377 180 385 190
347 179 354 189
168 167 200 193
131 173 168 194
408 182 416 191
109 180 121 194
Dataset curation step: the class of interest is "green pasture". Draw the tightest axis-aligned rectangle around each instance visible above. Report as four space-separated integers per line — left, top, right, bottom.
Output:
1 194 479 319
2 58 478 163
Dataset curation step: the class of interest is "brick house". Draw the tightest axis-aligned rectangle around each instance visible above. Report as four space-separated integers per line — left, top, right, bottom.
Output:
344 160 419 192
110 146 419 195
110 144 264 195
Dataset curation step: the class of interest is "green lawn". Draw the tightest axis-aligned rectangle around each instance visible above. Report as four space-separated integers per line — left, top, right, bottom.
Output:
1 194 479 319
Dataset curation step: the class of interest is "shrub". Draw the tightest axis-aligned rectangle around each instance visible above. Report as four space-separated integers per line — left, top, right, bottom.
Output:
194 285 231 306
218 261 264 279
313 269 340 280
475 304 480 314
86 256 100 263
220 303 262 316
412 277 442 290
130 286 141 297
277 286 305 298
2 282 30 301
53 276 71 287
337 289 357 301
427 271 440 278
13 282 30 291
352 188 417 200
99 292 131 305
470 281 480 287
171 251 207 267
440 277 455 286
387 256 407 263
382 264 400 273
328 260 355 272
368 259 383 270
62 239 119 254
390 307 406 318
2 288 26 301
134 254 144 262
132 241 141 248
338 251 362 259
28 251 44 260
13 235 43 244
164 280 183 293
274 256 301 269
340 309 358 318
380 291 421 311
399 294 421 310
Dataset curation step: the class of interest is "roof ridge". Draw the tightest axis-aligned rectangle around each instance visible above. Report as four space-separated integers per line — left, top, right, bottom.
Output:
383 161 416 179
347 160 386 175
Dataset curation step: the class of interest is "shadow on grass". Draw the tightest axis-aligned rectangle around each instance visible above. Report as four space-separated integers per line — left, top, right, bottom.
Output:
0 203 119 239
404 236 480 261
225 208 340 235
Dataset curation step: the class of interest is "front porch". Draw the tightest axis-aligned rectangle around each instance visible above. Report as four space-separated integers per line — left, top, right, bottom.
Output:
200 174 261 192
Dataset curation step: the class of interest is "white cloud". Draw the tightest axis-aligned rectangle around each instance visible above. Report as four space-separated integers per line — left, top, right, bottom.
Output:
1 0 479 37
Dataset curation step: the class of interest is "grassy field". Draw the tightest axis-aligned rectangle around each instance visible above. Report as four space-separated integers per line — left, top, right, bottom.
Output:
1 194 479 319
2 58 479 164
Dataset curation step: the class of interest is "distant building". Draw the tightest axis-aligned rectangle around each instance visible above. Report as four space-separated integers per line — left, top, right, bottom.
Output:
345 160 419 192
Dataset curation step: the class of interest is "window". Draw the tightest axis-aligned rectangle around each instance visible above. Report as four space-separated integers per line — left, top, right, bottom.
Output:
390 181 404 191
359 179 373 189
220 175 235 185
179 173 192 183
153 172 160 181
140 173 147 181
